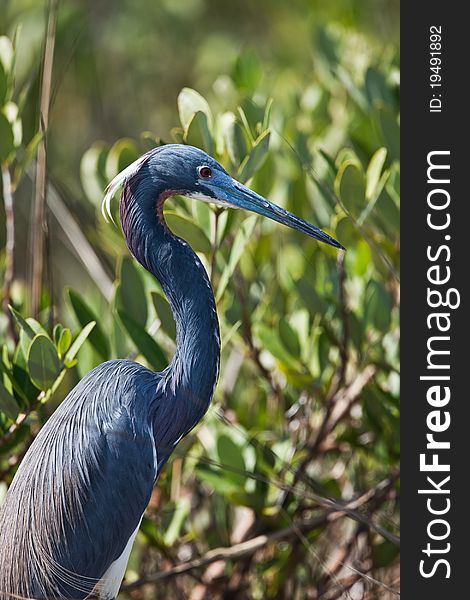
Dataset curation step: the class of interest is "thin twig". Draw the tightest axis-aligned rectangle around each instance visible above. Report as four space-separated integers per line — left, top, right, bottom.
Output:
280 365 376 510
30 0 58 317
335 251 349 390
121 474 399 592
233 271 284 410
0 394 43 450
122 515 339 591
1 165 16 339
45 180 114 301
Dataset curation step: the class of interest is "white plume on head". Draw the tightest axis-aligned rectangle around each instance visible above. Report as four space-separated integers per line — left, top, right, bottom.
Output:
101 153 150 224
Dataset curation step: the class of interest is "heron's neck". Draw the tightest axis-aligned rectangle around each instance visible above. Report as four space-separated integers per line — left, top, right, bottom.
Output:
120 183 220 424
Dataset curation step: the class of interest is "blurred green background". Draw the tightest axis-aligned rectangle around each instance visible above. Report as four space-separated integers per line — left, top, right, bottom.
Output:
0 1 399 598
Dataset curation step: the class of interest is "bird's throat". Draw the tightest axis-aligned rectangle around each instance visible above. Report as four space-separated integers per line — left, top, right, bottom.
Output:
120 182 220 428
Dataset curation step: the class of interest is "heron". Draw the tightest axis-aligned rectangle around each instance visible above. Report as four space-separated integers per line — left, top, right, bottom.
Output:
0 144 343 599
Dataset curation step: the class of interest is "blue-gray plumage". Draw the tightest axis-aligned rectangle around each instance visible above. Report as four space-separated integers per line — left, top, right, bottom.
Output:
0 144 343 599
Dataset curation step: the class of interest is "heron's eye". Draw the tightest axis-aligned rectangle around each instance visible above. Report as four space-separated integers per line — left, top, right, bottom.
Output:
198 166 213 179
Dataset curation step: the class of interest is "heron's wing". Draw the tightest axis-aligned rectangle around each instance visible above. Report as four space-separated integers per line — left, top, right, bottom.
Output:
0 359 161 600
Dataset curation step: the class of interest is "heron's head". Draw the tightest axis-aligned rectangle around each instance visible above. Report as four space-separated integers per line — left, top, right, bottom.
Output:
103 144 344 250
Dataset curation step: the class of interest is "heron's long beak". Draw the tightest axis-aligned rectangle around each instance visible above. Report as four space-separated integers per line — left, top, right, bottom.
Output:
224 179 345 250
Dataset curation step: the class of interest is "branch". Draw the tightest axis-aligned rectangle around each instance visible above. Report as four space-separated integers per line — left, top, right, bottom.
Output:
1 165 16 338
45 181 114 301
30 0 58 317
279 365 376 509
0 394 42 450
233 272 284 411
121 474 399 592
122 515 335 591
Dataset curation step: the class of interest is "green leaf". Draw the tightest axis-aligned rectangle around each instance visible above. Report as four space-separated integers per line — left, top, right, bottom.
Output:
64 322 96 365
377 105 400 161
177 88 213 131
9 305 36 338
237 130 270 183
163 497 191 547
364 280 392 331
195 463 241 495
0 380 19 420
365 67 395 109
254 323 301 371
219 112 247 168
80 142 109 206
335 160 366 217
68 289 110 360
11 346 39 406
116 258 148 327
278 318 301 359
193 198 211 239
0 62 7 105
372 540 400 568
53 323 64 346
216 434 247 486
27 334 62 390
386 161 400 205
216 215 257 301
0 113 14 163
57 328 72 359
105 138 139 181
9 306 37 358
366 147 387 200
164 211 211 253
117 311 167 370
0 36 14 72
151 291 176 340
3 102 22 147
233 49 262 91
183 110 214 155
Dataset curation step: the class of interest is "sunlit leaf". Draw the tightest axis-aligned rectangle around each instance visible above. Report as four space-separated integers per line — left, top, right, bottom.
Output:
216 215 257 301
216 435 247 487
80 142 109 206
164 211 211 253
178 88 213 131
220 112 247 167
105 138 139 181
237 130 270 184
163 497 191 547
183 110 214 155
195 462 241 495
335 160 366 217
0 36 13 72
64 322 96 365
57 328 72 359
366 148 387 200
254 323 301 371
